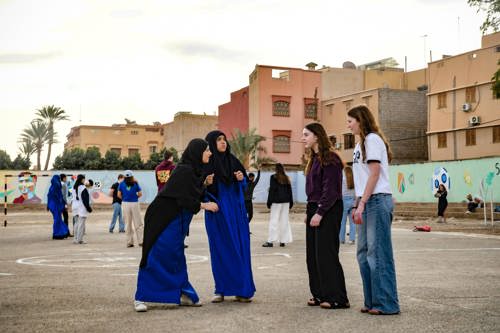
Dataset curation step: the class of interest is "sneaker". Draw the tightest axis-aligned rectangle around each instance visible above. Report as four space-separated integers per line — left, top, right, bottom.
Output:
127 244 134 248
78 241 87 244
134 300 147 312
262 242 273 247
180 294 202 307
279 243 285 247
119 230 125 233
109 230 114 233
211 294 224 303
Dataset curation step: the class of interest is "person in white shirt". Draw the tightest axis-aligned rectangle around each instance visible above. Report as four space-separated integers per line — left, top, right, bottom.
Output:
347 105 400 315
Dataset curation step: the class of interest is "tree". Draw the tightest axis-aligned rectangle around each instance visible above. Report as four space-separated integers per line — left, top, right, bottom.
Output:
0 150 13 169
102 150 122 170
468 0 500 34
19 120 49 171
35 105 70 170
53 148 86 170
143 147 179 169
12 154 30 170
121 153 144 170
228 128 267 169
18 139 35 162
492 59 500 98
83 147 104 170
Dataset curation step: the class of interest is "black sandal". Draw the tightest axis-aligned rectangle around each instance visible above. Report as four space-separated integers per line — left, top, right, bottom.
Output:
307 298 320 306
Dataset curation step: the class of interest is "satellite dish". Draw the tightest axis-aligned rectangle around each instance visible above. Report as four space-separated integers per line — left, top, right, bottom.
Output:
342 61 356 69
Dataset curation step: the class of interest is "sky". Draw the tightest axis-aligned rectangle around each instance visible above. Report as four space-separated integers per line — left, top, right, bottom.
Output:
0 0 488 168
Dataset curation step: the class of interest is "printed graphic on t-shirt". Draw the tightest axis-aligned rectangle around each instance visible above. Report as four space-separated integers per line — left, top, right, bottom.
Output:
353 150 361 164
157 170 171 184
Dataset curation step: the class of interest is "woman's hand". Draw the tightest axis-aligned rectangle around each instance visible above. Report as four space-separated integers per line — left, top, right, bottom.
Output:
234 170 244 181
310 213 322 227
204 173 214 186
201 202 219 212
353 202 365 224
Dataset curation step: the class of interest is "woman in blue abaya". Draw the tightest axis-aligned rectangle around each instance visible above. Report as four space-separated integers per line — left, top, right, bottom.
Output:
204 130 256 303
47 174 69 239
134 138 218 312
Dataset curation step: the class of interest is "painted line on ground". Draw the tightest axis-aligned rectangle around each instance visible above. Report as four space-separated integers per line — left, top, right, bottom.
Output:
0 272 14 276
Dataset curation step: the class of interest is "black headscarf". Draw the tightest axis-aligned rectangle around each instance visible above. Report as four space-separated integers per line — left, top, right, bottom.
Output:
140 138 208 268
204 130 247 196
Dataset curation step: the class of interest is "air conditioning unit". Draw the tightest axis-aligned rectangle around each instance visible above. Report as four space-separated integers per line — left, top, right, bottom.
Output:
335 143 342 150
469 116 481 126
462 103 472 112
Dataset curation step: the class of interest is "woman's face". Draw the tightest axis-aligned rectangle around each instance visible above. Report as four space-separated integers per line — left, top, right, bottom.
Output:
216 135 227 153
301 128 318 150
347 116 360 135
202 146 212 163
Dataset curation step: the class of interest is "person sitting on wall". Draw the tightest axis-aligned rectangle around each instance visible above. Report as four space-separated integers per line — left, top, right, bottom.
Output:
465 193 483 214
13 171 42 204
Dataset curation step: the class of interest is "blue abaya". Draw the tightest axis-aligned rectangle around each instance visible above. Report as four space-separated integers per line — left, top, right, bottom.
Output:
47 175 69 239
205 180 256 298
135 209 199 304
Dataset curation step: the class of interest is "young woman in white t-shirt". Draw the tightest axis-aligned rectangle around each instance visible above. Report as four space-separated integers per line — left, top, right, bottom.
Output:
347 105 400 315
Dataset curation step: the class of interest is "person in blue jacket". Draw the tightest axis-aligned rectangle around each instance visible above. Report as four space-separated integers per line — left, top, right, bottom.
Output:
203 130 256 303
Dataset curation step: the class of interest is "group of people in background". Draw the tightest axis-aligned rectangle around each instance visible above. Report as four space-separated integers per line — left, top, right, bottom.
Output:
45 105 400 316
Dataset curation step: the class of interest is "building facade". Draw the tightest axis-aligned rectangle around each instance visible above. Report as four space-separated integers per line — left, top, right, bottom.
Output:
248 64 322 167
64 123 164 161
427 32 500 161
322 88 427 164
164 112 218 153
218 86 249 139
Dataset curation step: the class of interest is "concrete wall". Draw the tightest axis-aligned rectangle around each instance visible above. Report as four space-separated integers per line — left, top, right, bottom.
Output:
164 112 218 153
218 86 249 138
1 157 498 205
378 89 428 163
321 67 364 101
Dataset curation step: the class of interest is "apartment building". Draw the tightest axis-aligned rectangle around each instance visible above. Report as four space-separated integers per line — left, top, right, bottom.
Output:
164 112 218 153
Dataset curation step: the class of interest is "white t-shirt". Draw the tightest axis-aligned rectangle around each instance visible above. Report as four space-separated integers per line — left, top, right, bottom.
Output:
352 133 392 197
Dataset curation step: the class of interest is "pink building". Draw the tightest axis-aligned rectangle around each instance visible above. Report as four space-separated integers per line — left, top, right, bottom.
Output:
249 64 322 167
218 86 249 138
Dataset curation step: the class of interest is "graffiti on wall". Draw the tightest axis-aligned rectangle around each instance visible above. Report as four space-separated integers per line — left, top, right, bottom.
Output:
397 172 406 193
432 167 451 194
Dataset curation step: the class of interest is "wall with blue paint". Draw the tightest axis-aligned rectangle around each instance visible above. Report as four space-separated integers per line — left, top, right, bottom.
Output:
1 156 498 204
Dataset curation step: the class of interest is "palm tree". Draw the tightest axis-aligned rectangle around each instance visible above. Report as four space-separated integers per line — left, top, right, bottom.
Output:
228 128 267 169
19 120 49 171
18 139 36 161
36 105 70 170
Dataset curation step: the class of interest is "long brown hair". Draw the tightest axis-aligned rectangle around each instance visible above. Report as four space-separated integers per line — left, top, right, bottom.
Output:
304 122 343 175
344 165 354 189
347 105 392 163
274 163 290 185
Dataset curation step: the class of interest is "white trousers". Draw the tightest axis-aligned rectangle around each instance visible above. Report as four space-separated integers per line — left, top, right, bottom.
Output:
74 216 86 243
268 203 293 243
122 202 143 246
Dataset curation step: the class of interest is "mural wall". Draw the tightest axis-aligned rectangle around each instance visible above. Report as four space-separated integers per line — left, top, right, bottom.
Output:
1 157 498 204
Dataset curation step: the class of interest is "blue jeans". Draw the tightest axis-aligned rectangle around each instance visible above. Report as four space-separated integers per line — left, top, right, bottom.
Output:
357 193 400 314
109 202 125 232
339 195 355 242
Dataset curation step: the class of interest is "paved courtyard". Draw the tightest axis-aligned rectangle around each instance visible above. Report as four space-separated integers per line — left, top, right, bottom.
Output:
1 209 499 333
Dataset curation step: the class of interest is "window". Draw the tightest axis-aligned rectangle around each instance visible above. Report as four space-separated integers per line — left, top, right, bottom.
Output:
343 133 355 150
131 130 139 135
304 98 317 119
465 129 476 146
128 148 140 156
493 126 500 143
272 95 291 117
437 92 447 109
110 148 121 156
465 87 476 103
272 130 292 153
437 133 447 148
149 145 157 154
